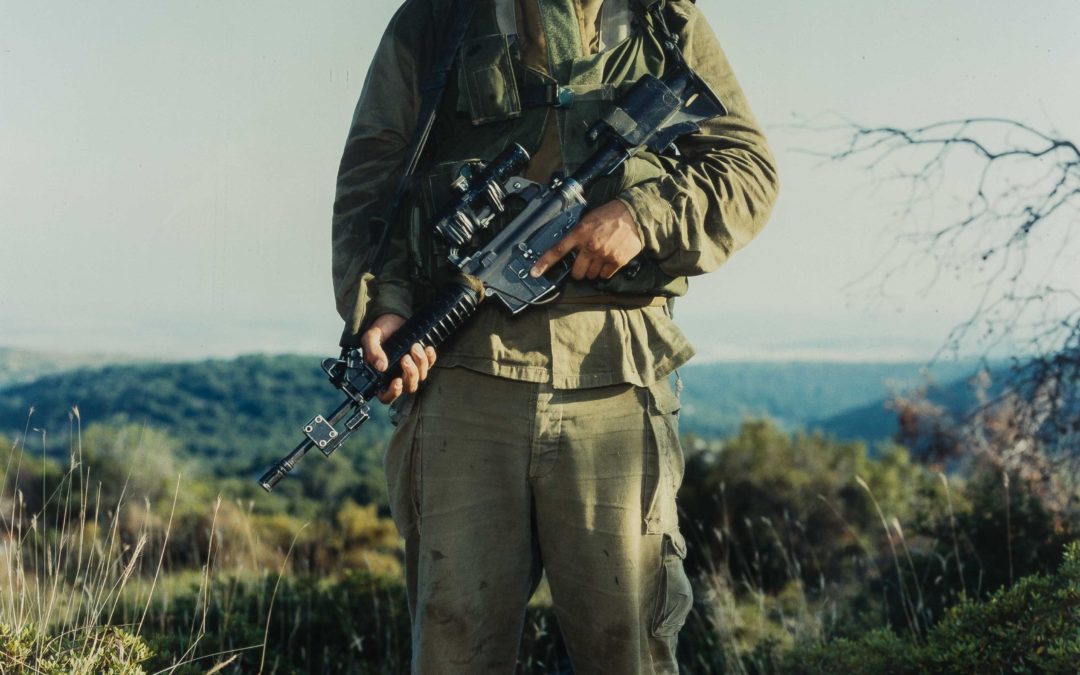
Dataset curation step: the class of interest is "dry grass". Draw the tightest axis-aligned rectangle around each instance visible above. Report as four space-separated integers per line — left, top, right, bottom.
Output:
0 410 295 673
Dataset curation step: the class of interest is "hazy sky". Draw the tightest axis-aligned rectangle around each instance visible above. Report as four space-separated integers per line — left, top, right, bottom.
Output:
2 1 1078 361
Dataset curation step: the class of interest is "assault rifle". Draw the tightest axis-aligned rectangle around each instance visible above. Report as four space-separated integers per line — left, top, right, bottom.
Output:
258 47 727 491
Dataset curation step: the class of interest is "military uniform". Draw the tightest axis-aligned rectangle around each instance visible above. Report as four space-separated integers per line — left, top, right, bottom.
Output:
331 0 777 672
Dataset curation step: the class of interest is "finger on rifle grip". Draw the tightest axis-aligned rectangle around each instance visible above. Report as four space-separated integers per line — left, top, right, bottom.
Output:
400 354 419 393
379 378 403 404
411 343 429 381
362 328 388 371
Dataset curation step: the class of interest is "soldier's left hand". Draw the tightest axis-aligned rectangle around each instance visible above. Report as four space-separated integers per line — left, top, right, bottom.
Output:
530 199 644 281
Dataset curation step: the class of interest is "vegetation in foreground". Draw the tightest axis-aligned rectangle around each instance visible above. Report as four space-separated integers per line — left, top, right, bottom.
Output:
2 378 1077 674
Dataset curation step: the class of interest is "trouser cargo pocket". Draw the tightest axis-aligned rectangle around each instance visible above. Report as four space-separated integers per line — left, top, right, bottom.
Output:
652 531 693 638
642 378 685 534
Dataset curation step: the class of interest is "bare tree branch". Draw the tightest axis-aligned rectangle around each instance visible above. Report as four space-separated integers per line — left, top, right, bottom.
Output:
818 116 1080 498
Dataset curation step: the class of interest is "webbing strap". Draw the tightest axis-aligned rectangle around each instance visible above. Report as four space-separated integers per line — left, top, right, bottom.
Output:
370 0 477 276
552 294 669 308
519 83 634 109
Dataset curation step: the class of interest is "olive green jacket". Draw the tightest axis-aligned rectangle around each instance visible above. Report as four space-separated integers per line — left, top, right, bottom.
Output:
331 0 778 388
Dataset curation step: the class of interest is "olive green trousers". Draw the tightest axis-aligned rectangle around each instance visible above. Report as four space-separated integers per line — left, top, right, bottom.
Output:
384 366 692 674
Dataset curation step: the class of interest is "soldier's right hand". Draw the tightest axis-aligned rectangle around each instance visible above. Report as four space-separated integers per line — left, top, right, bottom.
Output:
360 313 438 404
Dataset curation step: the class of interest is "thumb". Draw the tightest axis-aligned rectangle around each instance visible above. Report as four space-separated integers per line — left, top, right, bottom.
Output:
361 327 389 372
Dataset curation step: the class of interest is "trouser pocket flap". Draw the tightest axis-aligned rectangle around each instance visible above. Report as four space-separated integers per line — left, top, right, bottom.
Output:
652 532 692 638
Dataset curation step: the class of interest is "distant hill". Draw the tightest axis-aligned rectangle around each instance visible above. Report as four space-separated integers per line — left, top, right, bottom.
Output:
0 353 991 474
676 360 982 441
816 367 1007 442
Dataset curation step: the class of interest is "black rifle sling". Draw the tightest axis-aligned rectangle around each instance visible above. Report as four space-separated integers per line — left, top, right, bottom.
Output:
369 0 478 277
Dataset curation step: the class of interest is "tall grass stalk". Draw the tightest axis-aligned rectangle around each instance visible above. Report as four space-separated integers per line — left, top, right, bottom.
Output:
1003 470 1014 586
938 472 967 594
137 475 181 637
259 522 307 673
0 413 258 672
856 474 922 639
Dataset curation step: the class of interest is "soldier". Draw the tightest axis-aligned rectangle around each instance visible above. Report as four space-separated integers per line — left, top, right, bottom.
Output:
332 0 777 672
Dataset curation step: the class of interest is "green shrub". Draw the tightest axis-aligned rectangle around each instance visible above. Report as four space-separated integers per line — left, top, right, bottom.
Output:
131 571 411 674
780 629 915 675
680 421 946 608
0 623 152 674
923 540 1080 673
780 542 1080 674
945 466 1067 595
854 464 1075 638
130 570 580 674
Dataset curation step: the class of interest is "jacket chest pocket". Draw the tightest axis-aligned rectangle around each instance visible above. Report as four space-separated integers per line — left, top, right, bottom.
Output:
457 34 523 125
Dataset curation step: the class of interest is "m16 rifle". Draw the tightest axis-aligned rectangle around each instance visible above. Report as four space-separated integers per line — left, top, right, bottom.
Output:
258 41 727 492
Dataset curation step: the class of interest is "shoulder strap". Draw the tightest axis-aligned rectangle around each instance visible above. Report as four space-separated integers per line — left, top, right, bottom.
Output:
370 0 477 275
646 1 686 67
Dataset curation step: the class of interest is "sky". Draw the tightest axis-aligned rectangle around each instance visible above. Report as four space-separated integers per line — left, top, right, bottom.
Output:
2 0 1079 362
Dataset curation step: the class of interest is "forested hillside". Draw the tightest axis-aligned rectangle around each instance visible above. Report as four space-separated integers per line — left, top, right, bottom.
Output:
0 353 995 527
0 354 988 472
0 355 397 506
